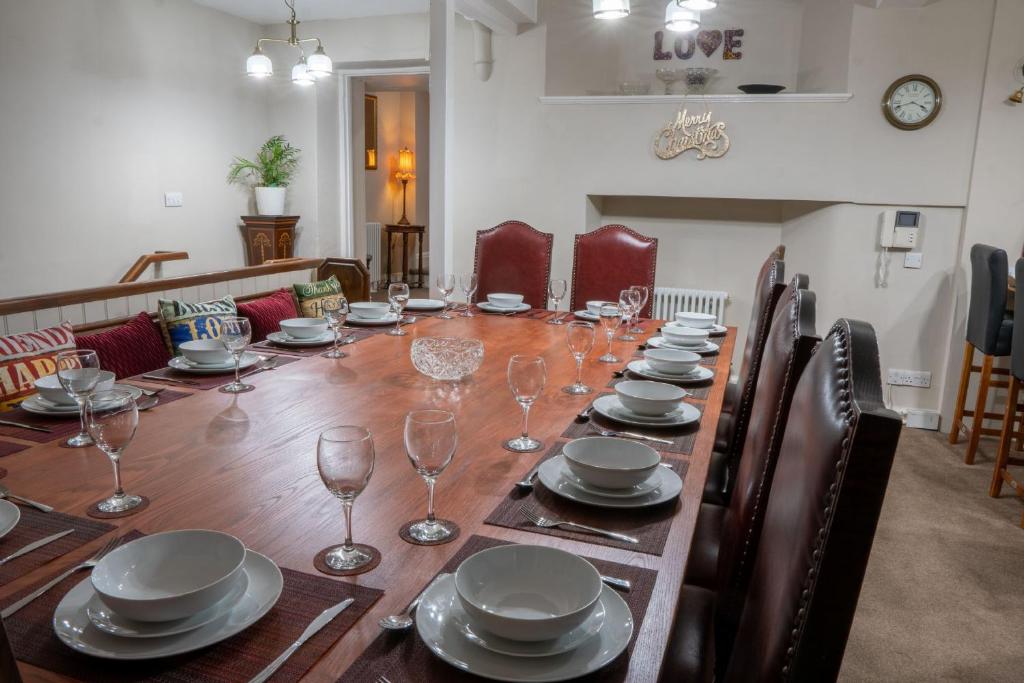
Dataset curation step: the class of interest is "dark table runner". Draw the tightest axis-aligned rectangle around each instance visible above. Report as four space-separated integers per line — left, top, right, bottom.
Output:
561 393 701 456
0 407 85 444
127 354 301 391
339 534 658 683
4 530 384 682
0 442 29 458
0 509 114 587
484 444 687 556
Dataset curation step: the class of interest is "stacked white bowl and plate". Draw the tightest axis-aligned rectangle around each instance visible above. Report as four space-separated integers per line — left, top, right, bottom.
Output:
266 317 333 347
167 340 262 375
626 348 714 384
647 318 720 355
675 311 727 337
404 298 447 312
476 293 529 314
589 380 701 433
573 300 614 322
417 544 634 681
54 530 283 660
346 301 400 327
22 372 144 416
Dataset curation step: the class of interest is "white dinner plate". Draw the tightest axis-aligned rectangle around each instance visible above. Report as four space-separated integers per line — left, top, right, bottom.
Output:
538 455 683 509
592 394 701 428
0 500 21 540
663 321 727 337
345 313 400 326
21 384 145 416
54 549 282 660
405 299 447 311
561 463 661 499
265 330 334 347
625 361 714 384
168 353 261 375
647 337 720 355
85 571 250 639
477 302 531 313
417 574 632 681
573 311 599 322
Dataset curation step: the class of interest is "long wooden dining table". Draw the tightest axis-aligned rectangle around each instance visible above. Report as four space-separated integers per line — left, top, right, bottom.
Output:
0 313 735 682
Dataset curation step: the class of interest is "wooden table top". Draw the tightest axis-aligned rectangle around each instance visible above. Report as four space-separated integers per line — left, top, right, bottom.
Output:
0 315 734 683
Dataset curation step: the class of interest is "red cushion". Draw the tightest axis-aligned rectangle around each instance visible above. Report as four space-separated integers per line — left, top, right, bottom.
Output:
75 312 171 380
236 289 299 342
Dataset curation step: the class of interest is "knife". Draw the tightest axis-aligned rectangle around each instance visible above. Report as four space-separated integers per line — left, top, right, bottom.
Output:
0 419 52 434
0 529 74 566
248 597 354 683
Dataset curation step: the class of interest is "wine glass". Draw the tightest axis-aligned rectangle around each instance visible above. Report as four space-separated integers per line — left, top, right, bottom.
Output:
218 317 254 394
629 285 650 334
317 426 376 571
436 274 456 320
504 355 546 452
388 283 410 336
460 273 479 317
55 349 101 448
617 289 641 342
598 304 623 363
85 389 143 513
322 296 349 359
547 279 568 325
563 321 595 395
403 410 458 542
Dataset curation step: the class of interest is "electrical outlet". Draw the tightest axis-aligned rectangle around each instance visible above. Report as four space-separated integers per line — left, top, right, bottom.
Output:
887 369 931 388
164 192 183 207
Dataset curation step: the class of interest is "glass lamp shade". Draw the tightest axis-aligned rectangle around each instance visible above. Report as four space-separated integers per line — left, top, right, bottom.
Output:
246 51 273 78
291 59 314 86
677 0 717 10
665 3 700 32
396 147 416 180
593 0 630 19
307 47 333 78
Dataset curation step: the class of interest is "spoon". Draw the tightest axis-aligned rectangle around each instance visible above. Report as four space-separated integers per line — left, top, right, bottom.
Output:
575 405 594 423
515 461 545 489
0 484 53 513
380 573 451 631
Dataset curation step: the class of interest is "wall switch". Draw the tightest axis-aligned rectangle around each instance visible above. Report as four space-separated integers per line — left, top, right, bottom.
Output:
164 192 183 207
887 369 931 388
904 252 923 269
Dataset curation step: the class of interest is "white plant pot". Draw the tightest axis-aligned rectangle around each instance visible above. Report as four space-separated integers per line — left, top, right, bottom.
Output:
255 186 286 215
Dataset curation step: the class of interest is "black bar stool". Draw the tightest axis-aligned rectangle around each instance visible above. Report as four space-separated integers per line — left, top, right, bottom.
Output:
991 257 1024 526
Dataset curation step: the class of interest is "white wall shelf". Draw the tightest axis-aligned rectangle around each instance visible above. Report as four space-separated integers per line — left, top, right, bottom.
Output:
538 93 854 105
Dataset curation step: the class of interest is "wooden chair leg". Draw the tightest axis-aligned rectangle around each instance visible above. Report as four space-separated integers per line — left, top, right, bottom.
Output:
966 353 994 465
991 376 1019 496
949 341 974 445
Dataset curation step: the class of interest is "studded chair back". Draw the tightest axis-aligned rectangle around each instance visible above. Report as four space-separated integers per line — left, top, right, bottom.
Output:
569 225 658 318
473 221 554 309
1013 258 1024 381
967 244 1010 356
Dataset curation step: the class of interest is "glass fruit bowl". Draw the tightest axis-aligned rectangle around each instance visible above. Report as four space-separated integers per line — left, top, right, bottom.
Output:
411 337 485 381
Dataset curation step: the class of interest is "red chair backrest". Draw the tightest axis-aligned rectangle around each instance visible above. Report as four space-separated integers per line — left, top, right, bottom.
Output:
473 221 554 309
569 225 658 317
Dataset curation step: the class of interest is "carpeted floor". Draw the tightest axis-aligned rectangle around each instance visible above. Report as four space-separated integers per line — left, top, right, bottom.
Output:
840 427 1024 681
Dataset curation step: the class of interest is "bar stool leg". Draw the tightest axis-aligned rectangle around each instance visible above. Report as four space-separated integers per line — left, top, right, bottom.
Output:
992 376 1019 496
950 341 974 445
966 353 994 465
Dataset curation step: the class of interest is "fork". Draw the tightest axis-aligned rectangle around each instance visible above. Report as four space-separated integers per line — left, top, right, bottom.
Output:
520 506 639 544
1 535 123 618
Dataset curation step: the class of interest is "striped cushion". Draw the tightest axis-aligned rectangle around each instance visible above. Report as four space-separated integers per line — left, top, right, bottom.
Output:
157 295 237 356
0 322 76 411
236 289 299 343
75 312 171 380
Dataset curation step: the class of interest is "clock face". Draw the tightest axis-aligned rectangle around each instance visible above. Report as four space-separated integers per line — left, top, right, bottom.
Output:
883 75 942 130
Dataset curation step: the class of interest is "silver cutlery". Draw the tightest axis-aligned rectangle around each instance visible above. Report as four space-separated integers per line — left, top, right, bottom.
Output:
238 355 279 379
575 405 595 423
600 575 632 592
1 535 123 618
515 462 544 490
520 506 639 544
140 374 199 386
0 529 73 566
592 428 674 446
379 573 451 631
0 419 52 433
249 597 354 683
0 483 53 513
132 386 166 398
377 677 393 683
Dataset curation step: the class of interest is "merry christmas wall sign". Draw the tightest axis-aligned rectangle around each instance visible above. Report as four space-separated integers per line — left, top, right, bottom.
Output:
654 108 730 160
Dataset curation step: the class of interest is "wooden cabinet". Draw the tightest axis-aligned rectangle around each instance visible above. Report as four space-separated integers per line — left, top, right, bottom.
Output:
240 216 299 266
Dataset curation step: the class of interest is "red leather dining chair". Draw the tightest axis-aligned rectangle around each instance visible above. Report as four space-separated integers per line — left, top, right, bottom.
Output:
569 225 658 318
473 221 554 309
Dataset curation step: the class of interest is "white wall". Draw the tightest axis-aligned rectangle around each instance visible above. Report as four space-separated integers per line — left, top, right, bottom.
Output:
796 0 855 92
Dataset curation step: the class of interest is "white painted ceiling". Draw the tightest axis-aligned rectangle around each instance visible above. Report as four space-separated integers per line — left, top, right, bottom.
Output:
193 0 428 25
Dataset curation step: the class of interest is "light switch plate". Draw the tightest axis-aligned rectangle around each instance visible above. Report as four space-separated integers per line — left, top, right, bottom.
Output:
164 192 183 208
904 252 923 269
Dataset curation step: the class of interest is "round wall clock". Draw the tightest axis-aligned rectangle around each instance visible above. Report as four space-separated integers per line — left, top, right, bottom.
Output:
882 74 942 130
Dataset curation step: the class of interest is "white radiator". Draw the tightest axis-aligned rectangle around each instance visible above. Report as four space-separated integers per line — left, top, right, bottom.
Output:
653 287 729 323
365 222 383 292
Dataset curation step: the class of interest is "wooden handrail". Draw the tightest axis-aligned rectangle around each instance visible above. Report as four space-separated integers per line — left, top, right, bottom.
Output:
118 251 191 283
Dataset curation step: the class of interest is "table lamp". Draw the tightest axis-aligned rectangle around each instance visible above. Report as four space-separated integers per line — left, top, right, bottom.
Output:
395 147 416 225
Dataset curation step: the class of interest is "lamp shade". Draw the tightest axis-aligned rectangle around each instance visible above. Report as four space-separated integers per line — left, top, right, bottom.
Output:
677 0 717 10
665 2 700 32
246 49 273 78
593 0 630 19
307 47 333 78
396 147 416 179
291 58 313 85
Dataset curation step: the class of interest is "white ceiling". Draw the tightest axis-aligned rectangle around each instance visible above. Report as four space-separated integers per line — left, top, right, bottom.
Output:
193 0 428 25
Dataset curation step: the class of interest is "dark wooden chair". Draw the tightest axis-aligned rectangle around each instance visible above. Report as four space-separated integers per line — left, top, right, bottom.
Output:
569 225 657 318
991 257 1024 525
472 221 554 309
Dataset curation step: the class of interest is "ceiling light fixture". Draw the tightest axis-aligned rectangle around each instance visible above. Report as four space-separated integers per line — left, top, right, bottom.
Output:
678 0 718 10
593 0 631 20
245 0 332 84
665 2 700 32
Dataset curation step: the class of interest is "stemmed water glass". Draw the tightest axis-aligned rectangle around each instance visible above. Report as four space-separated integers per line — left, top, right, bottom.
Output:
436 274 456 319
322 296 349 359
403 410 458 543
617 289 642 342
317 426 376 571
388 283 410 336
563 321 595 395
460 273 478 317
55 349 101 448
547 278 568 325
218 317 254 394
629 285 650 334
85 389 143 513
504 355 546 453
598 304 623 363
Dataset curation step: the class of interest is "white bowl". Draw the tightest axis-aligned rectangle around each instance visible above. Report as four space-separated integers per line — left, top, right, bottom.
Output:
661 325 709 348
35 371 115 406
586 300 614 316
643 348 701 376
91 530 247 623
486 293 524 309
349 302 392 320
454 545 602 642
279 317 328 339
674 312 716 329
179 339 231 365
615 380 686 416
562 436 661 489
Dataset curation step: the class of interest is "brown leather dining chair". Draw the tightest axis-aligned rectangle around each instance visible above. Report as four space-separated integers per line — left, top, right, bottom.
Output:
661 319 902 682
473 220 554 309
568 225 657 317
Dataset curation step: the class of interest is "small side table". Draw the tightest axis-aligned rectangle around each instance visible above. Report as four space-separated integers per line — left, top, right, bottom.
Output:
385 224 425 287
240 216 299 265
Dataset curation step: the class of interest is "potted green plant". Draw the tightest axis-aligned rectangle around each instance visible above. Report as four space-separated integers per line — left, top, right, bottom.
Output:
227 135 301 216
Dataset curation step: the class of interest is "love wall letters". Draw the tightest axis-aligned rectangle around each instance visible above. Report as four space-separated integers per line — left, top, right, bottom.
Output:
653 29 744 61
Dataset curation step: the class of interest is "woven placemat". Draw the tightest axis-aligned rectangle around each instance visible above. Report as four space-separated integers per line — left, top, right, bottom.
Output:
126 354 300 391
605 374 712 400
0 509 114 587
86 495 151 519
4 530 384 682
398 520 461 546
339 534 658 683
0 408 83 444
561 394 701 456
314 543 382 577
0 442 29 458
128 388 193 411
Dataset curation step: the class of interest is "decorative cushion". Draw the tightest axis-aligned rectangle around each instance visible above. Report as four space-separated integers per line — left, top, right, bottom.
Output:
0 322 76 411
237 289 299 343
75 312 171 380
157 295 236 356
292 275 342 318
